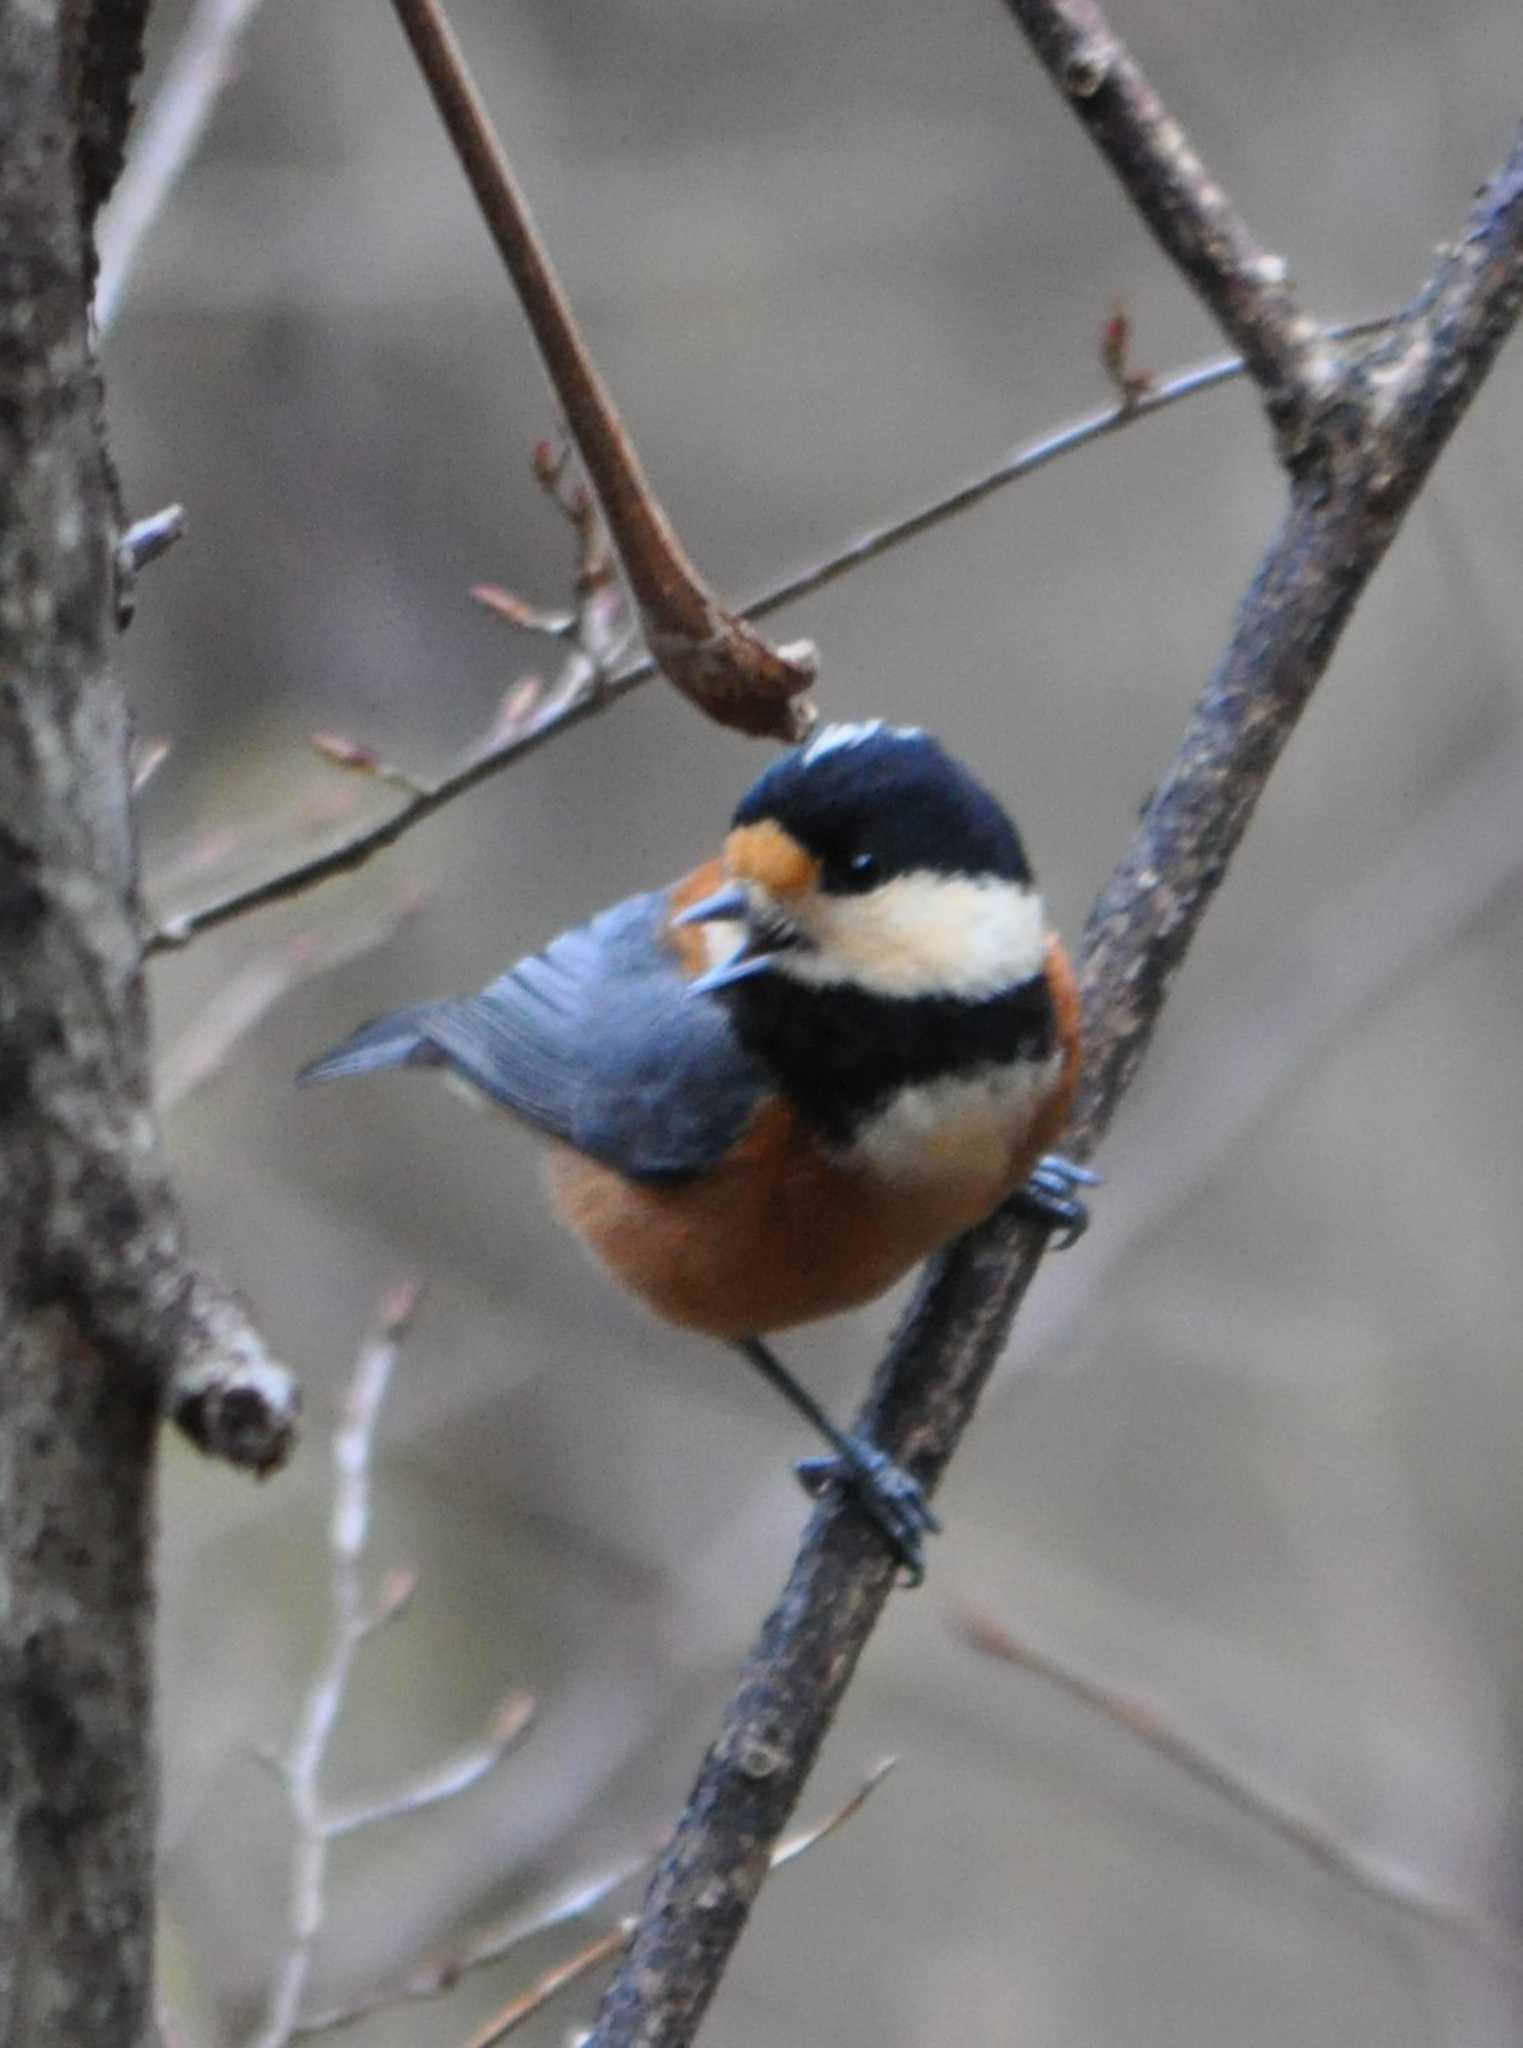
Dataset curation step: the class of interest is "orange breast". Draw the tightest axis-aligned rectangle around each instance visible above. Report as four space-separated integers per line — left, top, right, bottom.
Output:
548 931 1080 1340
548 1100 972 1338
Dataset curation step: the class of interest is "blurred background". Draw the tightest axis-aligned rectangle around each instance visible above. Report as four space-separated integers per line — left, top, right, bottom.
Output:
108 1 1523 2041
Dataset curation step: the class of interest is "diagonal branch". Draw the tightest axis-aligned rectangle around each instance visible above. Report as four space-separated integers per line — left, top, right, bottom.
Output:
1001 0 1337 451
388 0 816 742
952 1603 1523 1969
583 125 1523 2048
142 316 1391 956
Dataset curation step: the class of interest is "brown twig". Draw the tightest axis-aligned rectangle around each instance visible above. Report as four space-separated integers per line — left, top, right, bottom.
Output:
387 0 816 742
952 1603 1522 1969
141 314 1390 956
473 438 636 688
583 126 1523 2048
1001 0 1336 452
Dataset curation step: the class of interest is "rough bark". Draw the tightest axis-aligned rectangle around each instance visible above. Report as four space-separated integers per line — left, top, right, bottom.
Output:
0 9 293 2042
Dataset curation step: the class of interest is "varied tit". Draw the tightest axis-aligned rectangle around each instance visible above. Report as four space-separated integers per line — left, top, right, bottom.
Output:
300 722 1091 1581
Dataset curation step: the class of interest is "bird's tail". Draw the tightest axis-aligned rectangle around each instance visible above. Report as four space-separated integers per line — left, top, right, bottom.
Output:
296 1005 443 1085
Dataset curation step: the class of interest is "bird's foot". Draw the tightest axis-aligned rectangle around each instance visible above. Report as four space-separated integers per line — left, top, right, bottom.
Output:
795 1438 940 1586
1012 1151 1101 1248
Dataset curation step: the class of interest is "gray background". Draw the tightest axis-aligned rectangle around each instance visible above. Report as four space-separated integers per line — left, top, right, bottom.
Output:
116 2 1523 2041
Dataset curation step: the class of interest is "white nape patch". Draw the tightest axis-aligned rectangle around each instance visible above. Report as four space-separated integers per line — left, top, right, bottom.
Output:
777 871 1047 1002
800 719 921 766
841 1054 1065 1184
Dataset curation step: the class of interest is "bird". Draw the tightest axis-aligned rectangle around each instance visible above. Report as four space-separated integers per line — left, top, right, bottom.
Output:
299 721 1091 1581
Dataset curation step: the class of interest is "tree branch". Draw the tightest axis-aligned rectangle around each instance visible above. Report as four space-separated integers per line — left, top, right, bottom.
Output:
388 0 816 742
1000 0 1338 452
952 1603 1522 1970
141 315 1390 955
584 123 1523 2048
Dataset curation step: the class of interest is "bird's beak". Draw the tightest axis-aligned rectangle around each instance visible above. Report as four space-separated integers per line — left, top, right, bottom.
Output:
673 883 750 928
676 882 789 996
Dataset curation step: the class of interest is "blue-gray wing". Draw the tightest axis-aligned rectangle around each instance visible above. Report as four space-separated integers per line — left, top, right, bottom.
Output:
299 891 766 1183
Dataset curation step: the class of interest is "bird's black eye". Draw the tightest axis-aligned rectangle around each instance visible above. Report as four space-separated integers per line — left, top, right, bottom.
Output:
834 849 880 893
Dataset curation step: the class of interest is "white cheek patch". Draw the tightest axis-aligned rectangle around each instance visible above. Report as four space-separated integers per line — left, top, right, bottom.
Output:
779 872 1047 1002
842 1054 1065 1183
700 919 746 972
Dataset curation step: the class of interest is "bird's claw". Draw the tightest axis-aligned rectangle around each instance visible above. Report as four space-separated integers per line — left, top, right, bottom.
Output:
795 1438 940 1586
1012 1151 1100 1248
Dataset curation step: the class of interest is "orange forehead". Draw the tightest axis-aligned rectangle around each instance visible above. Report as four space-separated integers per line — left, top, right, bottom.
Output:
724 820 820 900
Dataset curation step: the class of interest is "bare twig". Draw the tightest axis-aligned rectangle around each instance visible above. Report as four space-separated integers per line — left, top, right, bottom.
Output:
96 0 269 332
952 1604 1522 1969
308 729 427 799
584 126 1523 2048
461 1763 896 2048
473 438 636 687
250 1280 538 2047
322 1691 535 1839
141 314 1389 956
131 735 172 795
1001 0 1337 449
292 1760 895 2041
388 0 816 741
155 891 425 1114
292 1854 652 2038
1098 300 1153 411
465 1927 630 2048
251 1281 424 2048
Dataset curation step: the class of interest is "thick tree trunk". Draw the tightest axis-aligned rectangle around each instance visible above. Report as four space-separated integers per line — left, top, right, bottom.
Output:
0 9 158 2042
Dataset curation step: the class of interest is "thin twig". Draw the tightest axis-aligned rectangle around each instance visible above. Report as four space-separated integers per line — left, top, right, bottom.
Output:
250 1280 424 2048
952 1603 1522 1970
155 891 426 1114
464 1927 629 2048
461 1763 896 2048
321 1691 535 1839
141 315 1389 957
96 0 269 332
584 125 1523 2048
293 1852 654 2037
1001 0 1337 449
388 0 816 741
131 735 172 795
291 1760 895 2041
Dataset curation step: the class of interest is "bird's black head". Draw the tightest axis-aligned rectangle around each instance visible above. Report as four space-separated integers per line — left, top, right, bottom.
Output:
674 723 1055 1144
730 721 1031 898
